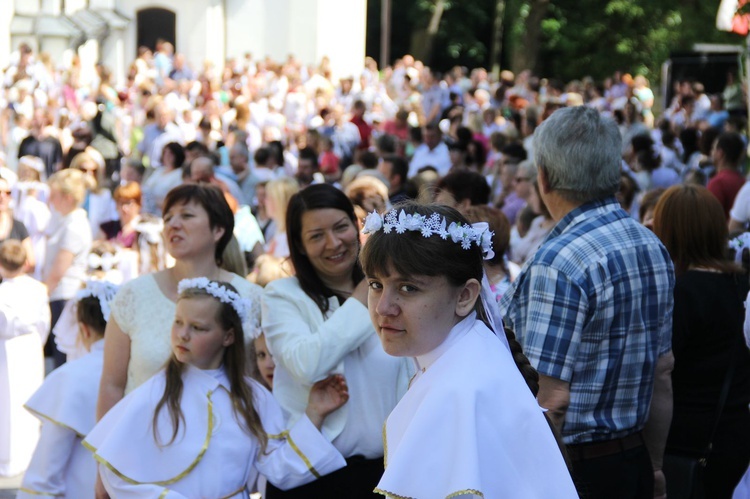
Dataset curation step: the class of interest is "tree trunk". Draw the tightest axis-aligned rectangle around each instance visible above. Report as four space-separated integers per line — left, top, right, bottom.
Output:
411 0 447 64
512 0 549 74
490 0 506 77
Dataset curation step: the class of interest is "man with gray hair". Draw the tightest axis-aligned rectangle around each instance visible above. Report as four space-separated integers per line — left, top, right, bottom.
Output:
500 106 675 499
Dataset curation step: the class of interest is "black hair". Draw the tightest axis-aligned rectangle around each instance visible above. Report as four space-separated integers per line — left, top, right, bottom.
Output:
286 184 363 314
437 171 490 205
716 132 745 165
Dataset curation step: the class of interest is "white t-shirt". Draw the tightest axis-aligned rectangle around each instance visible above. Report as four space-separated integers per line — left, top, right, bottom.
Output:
730 181 750 225
43 209 93 301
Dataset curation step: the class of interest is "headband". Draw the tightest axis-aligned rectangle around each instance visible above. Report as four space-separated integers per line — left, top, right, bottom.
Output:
177 278 260 339
76 280 120 321
362 209 495 260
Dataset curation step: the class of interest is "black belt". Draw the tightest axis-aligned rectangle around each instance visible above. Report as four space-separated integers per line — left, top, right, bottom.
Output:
567 432 645 462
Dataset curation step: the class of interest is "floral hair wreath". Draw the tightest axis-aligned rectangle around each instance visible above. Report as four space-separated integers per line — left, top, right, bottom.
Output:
362 209 495 260
76 280 120 322
177 277 261 339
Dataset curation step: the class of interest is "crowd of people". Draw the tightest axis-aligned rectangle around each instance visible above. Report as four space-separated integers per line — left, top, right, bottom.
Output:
0 38 749 498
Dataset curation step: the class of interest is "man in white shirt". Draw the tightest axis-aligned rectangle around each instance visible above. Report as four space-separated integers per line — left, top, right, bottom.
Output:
408 124 451 178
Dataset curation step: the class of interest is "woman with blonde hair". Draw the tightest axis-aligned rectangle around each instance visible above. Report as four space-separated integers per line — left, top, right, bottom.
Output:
44 169 93 366
264 177 299 258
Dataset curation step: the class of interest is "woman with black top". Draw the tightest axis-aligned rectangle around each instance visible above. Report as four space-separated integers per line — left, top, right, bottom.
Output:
653 184 750 498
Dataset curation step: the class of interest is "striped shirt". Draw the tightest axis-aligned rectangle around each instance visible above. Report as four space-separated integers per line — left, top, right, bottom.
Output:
500 197 674 444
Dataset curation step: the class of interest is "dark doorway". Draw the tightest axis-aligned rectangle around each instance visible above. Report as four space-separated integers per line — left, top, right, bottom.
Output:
136 8 176 54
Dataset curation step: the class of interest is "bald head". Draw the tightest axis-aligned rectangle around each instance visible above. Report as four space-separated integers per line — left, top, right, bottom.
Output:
190 156 215 183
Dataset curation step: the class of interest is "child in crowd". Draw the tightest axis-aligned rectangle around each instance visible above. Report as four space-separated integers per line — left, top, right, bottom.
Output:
18 280 117 498
84 278 348 497
0 240 49 478
360 204 576 498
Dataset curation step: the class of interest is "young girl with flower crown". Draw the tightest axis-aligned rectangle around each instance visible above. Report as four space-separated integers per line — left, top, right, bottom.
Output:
360 203 577 499
19 280 118 498
84 279 348 498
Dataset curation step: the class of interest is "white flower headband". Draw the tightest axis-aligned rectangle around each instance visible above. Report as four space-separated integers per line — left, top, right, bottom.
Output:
88 252 119 272
177 278 260 338
362 209 495 260
76 280 120 321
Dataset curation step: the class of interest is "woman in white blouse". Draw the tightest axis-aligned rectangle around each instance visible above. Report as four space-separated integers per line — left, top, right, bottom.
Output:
262 184 411 498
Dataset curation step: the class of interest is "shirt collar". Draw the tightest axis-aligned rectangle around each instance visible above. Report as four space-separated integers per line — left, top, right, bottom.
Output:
414 312 475 373
547 196 621 240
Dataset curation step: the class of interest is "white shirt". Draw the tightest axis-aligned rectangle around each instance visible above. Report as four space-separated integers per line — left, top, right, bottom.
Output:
408 142 451 178
730 181 750 226
262 277 411 458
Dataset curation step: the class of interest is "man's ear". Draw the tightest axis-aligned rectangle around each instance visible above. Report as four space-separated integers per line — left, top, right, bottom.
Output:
538 166 552 195
455 278 481 317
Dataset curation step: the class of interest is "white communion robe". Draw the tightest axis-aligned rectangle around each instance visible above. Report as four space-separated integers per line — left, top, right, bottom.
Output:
18 340 104 498
0 275 49 477
84 365 346 498
375 314 578 499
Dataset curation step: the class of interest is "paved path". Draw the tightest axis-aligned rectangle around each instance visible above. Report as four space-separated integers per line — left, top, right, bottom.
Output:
0 473 21 498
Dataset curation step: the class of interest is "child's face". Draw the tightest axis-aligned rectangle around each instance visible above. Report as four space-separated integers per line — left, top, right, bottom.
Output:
254 335 275 388
367 269 471 357
171 297 234 370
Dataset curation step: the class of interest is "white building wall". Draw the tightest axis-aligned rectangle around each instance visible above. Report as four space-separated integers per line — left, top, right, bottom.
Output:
225 0 266 60
316 0 367 80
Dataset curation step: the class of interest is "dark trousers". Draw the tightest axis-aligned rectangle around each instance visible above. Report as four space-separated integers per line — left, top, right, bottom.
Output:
265 455 383 499
45 299 68 369
571 445 654 499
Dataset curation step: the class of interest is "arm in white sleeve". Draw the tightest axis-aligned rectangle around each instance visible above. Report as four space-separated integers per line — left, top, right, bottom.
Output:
262 283 374 383
255 384 346 489
99 465 189 499
17 423 78 498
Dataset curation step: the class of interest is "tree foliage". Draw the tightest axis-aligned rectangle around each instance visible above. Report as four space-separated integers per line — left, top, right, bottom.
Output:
365 0 744 82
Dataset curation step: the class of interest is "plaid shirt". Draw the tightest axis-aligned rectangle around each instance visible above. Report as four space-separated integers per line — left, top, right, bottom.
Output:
500 197 674 444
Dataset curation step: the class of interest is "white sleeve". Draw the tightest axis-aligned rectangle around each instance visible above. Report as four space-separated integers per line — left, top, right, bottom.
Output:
730 182 750 224
17 423 78 498
261 283 374 383
255 386 346 490
100 465 190 499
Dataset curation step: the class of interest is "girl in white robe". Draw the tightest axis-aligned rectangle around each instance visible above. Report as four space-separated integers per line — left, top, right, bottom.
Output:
359 204 578 499
19 281 118 498
84 278 348 498
0 240 49 478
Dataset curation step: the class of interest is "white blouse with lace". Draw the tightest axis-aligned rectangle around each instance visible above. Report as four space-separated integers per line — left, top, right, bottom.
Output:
111 273 262 394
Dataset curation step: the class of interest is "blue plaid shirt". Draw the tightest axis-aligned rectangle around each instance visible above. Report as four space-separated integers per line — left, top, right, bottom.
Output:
500 197 674 444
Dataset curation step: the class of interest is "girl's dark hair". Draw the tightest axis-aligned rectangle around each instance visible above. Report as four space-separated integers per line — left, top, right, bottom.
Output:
76 296 107 336
286 184 363 314
360 202 544 425
163 142 186 168
163 184 234 265
153 281 267 452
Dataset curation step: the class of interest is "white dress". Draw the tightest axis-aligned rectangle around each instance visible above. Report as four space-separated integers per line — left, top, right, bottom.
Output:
84 365 346 498
375 314 578 499
111 273 262 393
18 340 104 498
0 275 49 477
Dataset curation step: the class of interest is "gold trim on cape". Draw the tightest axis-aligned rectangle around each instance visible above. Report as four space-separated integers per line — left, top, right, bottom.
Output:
83 390 215 486
267 430 321 478
17 487 56 496
374 487 485 498
23 404 85 438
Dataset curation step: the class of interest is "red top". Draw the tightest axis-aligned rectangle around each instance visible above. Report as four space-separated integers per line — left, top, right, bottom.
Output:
350 115 372 150
708 168 746 219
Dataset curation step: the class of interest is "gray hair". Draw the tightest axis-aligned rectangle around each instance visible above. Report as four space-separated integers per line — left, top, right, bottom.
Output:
517 159 536 180
230 142 250 160
533 106 621 203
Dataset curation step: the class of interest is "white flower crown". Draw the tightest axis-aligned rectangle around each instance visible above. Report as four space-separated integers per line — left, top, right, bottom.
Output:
729 233 750 264
87 252 119 272
76 280 120 321
177 278 258 337
362 209 495 260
